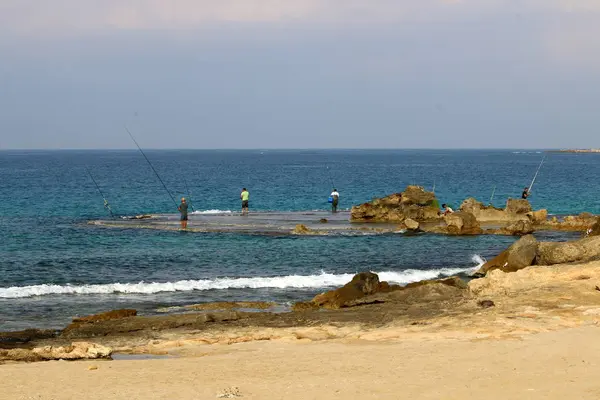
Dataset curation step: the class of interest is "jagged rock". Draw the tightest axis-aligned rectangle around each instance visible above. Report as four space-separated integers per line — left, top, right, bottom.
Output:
351 186 440 222
500 220 534 236
527 209 548 223
588 218 600 236
535 236 600 265
505 198 533 215
404 218 420 230
72 309 137 324
459 198 508 221
475 235 538 276
0 329 57 349
292 224 312 234
444 211 482 235
64 309 137 333
0 342 112 362
312 272 381 309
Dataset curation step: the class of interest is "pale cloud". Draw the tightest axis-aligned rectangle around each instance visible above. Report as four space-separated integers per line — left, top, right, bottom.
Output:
0 0 494 35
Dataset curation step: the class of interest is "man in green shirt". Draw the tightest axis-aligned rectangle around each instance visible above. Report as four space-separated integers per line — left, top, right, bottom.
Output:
178 197 189 229
240 188 249 215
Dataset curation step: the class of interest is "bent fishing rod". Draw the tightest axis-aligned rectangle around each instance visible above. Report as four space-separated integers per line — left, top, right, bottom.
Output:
124 125 179 209
528 155 547 193
85 166 114 217
183 177 195 212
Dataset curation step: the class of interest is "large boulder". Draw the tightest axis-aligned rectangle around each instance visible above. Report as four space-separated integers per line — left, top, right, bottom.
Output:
311 272 386 309
535 236 600 265
403 218 420 231
444 211 482 235
351 186 440 222
505 198 532 215
474 235 538 276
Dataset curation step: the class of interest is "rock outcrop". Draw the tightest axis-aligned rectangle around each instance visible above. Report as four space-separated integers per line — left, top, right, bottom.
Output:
64 309 137 334
294 272 468 310
351 186 440 222
498 220 534 236
588 218 600 236
535 236 600 266
475 235 538 276
0 342 112 362
458 197 538 223
443 212 483 235
308 272 396 309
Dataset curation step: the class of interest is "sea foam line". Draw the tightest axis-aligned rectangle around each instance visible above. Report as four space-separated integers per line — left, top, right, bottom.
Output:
191 209 233 215
0 257 484 299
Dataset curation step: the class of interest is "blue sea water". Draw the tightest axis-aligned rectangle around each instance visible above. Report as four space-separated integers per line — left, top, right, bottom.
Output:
0 149 598 331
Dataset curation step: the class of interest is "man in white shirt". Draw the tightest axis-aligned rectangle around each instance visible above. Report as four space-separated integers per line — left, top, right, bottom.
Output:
441 203 454 216
330 189 340 213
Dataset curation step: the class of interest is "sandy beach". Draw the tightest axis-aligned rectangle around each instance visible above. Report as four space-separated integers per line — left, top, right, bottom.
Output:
2 325 600 400
3 258 600 399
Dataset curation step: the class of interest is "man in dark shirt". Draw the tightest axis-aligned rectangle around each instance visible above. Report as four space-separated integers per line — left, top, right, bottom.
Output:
178 198 189 229
522 187 530 199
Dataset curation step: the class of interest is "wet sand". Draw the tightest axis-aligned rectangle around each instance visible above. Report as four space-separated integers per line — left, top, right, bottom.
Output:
2 326 600 400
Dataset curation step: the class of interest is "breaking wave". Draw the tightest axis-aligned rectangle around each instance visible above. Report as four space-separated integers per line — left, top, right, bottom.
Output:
0 260 483 299
191 209 233 215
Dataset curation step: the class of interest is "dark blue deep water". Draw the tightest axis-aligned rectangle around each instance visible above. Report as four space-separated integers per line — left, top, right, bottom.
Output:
0 149 598 330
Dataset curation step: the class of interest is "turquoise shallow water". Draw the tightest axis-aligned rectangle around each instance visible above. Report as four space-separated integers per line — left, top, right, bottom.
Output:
0 149 596 330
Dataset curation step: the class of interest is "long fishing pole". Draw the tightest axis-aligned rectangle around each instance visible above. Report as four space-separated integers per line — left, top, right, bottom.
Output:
183 177 195 212
326 166 335 188
528 155 546 193
85 166 114 217
489 185 496 205
124 125 178 209
432 180 436 194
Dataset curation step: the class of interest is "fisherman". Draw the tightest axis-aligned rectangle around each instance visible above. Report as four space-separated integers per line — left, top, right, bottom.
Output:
241 188 250 215
330 188 340 213
522 187 530 199
178 197 188 229
441 203 454 216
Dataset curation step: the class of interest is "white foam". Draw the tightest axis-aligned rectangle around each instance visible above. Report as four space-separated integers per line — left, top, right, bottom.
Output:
191 209 232 215
0 262 482 299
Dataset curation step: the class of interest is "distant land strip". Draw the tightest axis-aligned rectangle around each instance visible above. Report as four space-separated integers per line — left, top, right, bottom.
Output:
548 148 600 153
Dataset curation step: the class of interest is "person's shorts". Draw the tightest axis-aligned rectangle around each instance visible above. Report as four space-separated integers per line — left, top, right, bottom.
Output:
180 215 188 221
242 200 249 208
332 199 339 206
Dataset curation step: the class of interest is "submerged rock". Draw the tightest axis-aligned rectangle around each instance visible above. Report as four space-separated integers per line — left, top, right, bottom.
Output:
350 186 440 223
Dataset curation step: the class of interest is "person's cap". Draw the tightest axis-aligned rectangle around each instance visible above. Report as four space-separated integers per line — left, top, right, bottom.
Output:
243 188 247 190
182 198 186 201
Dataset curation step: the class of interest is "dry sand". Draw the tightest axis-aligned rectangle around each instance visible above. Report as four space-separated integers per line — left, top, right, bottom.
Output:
1 325 600 400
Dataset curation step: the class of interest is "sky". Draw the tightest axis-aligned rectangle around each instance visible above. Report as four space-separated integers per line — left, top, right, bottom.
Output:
0 0 599 149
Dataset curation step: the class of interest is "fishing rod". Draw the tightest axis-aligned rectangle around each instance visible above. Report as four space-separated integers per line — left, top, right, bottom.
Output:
326 165 336 189
183 177 195 212
124 125 179 209
85 166 114 217
528 155 547 193
432 180 436 194
489 185 496 205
